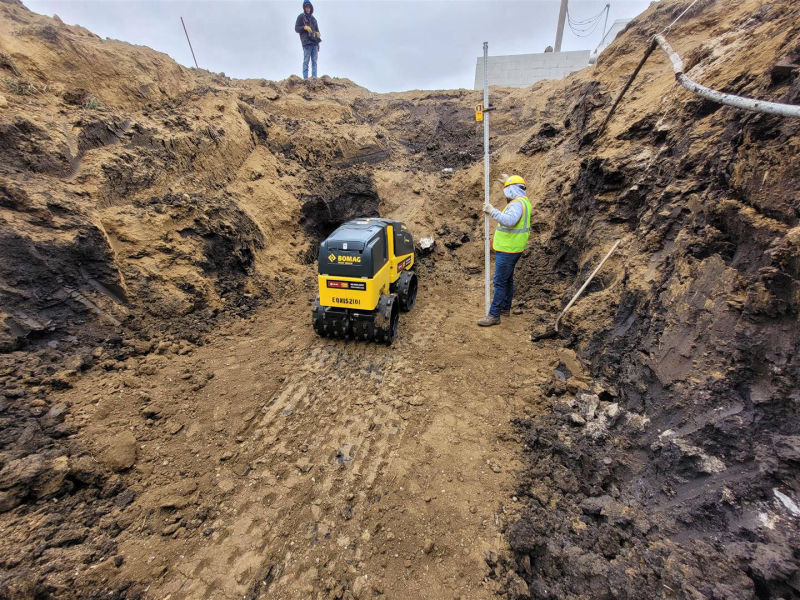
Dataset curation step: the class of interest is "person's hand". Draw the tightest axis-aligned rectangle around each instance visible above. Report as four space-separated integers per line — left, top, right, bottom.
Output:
483 202 495 214
315 31 321 39
304 25 312 33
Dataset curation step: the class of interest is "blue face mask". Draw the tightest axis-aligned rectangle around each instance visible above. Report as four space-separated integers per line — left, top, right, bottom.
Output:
504 184 525 200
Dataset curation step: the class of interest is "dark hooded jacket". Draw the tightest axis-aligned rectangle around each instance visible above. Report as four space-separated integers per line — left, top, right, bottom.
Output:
295 2 320 47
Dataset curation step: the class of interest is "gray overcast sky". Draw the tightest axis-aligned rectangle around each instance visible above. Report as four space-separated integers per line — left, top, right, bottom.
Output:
24 0 651 92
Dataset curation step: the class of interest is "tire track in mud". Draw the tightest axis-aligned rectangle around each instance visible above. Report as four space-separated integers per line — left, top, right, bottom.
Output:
153 325 416 599
55 277 556 600
254 340 411 599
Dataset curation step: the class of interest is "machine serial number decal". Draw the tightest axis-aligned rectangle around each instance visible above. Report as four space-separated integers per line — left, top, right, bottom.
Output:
332 297 360 305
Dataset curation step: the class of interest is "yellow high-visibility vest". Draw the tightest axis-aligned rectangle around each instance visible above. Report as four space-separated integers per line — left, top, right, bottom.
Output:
493 196 532 253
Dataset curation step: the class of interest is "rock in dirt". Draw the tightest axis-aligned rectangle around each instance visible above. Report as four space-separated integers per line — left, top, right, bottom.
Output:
417 237 436 256
114 488 136 508
568 412 586 426
580 495 613 515
100 431 137 471
0 454 47 491
351 575 369 599
34 455 69 498
40 402 67 429
577 393 599 420
166 421 184 435
604 402 621 423
0 454 71 511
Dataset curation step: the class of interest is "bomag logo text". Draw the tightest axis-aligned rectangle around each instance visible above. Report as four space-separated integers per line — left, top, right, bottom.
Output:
334 255 361 264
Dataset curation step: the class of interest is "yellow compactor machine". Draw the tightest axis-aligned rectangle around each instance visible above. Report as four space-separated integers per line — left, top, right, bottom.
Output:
312 218 418 344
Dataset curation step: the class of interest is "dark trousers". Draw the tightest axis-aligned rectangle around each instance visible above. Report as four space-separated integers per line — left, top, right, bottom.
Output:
489 251 521 317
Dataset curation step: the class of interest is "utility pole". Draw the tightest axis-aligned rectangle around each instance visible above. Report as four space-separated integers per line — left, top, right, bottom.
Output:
482 42 490 315
554 0 568 52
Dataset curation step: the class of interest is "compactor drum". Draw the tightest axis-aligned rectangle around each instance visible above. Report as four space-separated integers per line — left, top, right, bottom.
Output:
312 218 417 345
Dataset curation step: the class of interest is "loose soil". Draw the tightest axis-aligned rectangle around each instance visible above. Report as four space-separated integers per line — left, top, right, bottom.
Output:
1 0 800 598
31 274 569 600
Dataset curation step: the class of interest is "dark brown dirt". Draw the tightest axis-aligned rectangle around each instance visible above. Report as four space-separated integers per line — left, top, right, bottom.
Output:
489 2 800 598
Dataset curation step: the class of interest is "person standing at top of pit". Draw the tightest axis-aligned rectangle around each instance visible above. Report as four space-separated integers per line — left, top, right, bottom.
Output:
478 175 533 327
295 0 321 79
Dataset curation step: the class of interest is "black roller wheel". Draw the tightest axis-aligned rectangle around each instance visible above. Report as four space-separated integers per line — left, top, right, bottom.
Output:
312 300 326 337
385 300 399 345
396 271 418 312
374 293 400 345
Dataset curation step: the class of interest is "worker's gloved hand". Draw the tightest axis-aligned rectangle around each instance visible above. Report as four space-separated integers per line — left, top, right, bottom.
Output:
315 32 321 39
483 202 495 214
304 25 312 33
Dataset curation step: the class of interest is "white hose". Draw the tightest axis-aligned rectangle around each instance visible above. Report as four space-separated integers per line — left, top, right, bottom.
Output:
654 34 800 118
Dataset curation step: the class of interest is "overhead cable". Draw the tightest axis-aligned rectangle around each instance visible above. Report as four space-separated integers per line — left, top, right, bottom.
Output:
567 3 610 39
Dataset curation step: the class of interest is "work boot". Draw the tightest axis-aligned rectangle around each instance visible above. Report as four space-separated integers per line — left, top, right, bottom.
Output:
500 309 511 316
477 315 501 327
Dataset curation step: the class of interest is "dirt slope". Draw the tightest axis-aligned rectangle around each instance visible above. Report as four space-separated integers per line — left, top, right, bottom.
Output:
1 0 799 598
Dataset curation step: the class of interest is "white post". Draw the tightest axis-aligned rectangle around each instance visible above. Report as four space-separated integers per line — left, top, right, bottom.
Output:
483 42 490 315
554 0 568 52
555 239 621 332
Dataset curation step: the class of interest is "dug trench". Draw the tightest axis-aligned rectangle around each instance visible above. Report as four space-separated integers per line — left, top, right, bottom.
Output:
2 0 800 598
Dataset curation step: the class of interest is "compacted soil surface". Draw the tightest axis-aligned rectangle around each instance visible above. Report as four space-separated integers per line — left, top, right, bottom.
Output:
25 275 568 600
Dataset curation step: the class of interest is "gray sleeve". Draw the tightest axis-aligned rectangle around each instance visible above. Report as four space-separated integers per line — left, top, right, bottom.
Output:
490 201 523 227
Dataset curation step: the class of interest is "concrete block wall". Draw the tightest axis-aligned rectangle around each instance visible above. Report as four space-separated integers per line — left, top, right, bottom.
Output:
474 50 591 89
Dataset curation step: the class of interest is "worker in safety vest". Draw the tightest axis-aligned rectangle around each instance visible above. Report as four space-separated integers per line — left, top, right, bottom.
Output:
478 175 533 327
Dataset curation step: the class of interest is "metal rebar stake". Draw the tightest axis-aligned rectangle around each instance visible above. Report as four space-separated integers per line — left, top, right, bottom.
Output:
483 42 490 315
181 16 199 69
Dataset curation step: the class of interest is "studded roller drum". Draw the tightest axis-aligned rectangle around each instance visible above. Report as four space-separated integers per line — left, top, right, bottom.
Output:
394 270 418 312
311 299 326 337
373 293 399 345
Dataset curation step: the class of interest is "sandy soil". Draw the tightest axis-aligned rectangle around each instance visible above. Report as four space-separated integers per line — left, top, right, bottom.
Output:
53 271 573 600
1 0 800 598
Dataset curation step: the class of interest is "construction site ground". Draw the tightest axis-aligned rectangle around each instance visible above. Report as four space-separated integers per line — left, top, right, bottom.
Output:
51 275 567 600
1 0 800 598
